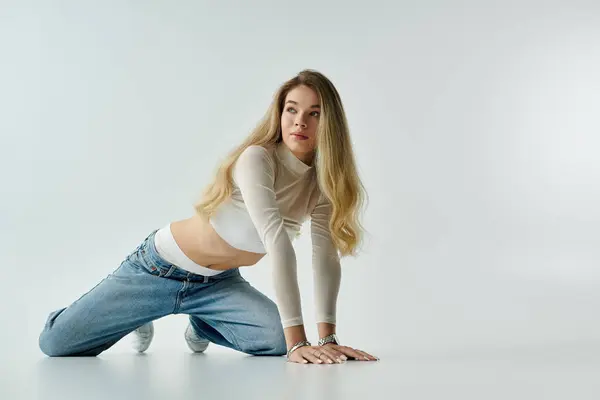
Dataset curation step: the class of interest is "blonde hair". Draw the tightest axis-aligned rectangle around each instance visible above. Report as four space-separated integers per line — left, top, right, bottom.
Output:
194 69 367 258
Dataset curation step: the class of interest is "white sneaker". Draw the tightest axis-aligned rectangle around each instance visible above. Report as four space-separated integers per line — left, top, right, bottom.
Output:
184 323 210 353
131 322 154 353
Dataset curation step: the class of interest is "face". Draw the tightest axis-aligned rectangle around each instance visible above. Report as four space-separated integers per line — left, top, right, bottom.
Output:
280 84 320 165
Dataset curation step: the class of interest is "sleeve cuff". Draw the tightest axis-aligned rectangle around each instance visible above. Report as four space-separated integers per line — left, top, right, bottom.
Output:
315 315 337 325
281 317 304 328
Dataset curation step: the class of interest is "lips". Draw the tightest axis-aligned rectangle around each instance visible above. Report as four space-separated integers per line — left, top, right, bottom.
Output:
291 132 308 139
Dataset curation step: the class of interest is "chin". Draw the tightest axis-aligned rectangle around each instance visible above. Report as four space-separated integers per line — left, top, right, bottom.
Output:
288 140 313 151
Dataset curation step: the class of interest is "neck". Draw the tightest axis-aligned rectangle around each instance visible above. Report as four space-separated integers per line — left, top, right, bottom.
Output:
293 150 315 166
275 142 314 175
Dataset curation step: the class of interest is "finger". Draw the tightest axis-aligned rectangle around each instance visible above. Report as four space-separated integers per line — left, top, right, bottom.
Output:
289 358 307 364
287 353 307 364
354 349 379 361
313 349 337 364
302 350 324 364
338 346 368 361
312 350 335 364
320 344 348 361
351 349 372 361
320 345 347 361
318 348 345 363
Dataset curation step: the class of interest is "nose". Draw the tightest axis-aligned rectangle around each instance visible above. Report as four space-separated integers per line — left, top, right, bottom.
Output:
295 117 307 128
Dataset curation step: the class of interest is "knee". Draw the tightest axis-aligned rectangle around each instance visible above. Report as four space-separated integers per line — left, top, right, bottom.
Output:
39 330 68 357
39 336 59 357
39 309 67 357
241 324 287 356
262 328 286 356
39 326 78 357
38 309 99 357
268 334 287 356
39 330 102 357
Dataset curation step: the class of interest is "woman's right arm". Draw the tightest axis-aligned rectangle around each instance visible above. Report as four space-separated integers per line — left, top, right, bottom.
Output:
233 146 306 333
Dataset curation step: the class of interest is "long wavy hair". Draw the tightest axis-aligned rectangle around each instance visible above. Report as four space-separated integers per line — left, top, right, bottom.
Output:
194 69 367 257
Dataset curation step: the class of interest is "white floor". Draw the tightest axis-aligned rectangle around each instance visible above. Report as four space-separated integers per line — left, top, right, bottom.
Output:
5 341 600 400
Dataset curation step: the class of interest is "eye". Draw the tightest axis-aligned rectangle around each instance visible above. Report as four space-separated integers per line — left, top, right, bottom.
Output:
286 107 319 117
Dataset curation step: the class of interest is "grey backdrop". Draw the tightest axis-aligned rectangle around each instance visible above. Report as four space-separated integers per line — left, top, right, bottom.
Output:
1 1 599 398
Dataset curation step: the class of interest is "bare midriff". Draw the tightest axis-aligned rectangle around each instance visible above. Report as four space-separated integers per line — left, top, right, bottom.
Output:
169 213 265 271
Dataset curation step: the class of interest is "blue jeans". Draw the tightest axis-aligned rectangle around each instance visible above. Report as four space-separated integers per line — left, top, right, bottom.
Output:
39 229 287 357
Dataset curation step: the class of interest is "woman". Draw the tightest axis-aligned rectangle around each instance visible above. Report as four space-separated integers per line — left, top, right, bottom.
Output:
39 69 378 364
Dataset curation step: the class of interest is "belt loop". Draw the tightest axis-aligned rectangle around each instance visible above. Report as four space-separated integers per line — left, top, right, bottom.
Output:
203 275 209 283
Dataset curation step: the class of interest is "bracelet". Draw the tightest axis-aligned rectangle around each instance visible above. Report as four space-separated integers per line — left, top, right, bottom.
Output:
286 340 311 358
318 333 339 346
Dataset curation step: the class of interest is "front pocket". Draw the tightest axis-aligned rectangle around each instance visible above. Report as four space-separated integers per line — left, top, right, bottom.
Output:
139 248 172 277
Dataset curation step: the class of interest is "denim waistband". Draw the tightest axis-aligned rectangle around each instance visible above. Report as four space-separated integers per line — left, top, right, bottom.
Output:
139 229 240 283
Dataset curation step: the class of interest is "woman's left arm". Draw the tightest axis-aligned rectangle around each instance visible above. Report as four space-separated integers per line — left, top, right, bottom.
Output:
309 195 341 328
310 196 379 362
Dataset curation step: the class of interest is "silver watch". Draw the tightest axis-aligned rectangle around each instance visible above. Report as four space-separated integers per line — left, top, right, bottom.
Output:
318 333 339 346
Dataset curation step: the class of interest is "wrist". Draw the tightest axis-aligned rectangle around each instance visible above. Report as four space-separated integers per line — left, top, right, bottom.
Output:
286 339 311 358
284 324 307 350
318 333 339 346
317 322 336 339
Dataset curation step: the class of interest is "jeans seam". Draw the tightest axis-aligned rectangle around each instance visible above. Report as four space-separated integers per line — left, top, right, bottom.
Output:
174 280 188 313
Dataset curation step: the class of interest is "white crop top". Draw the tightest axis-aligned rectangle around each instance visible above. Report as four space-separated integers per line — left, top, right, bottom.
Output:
209 142 341 328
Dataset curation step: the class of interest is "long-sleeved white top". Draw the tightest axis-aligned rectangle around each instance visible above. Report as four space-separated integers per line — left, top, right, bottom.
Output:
208 142 341 328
